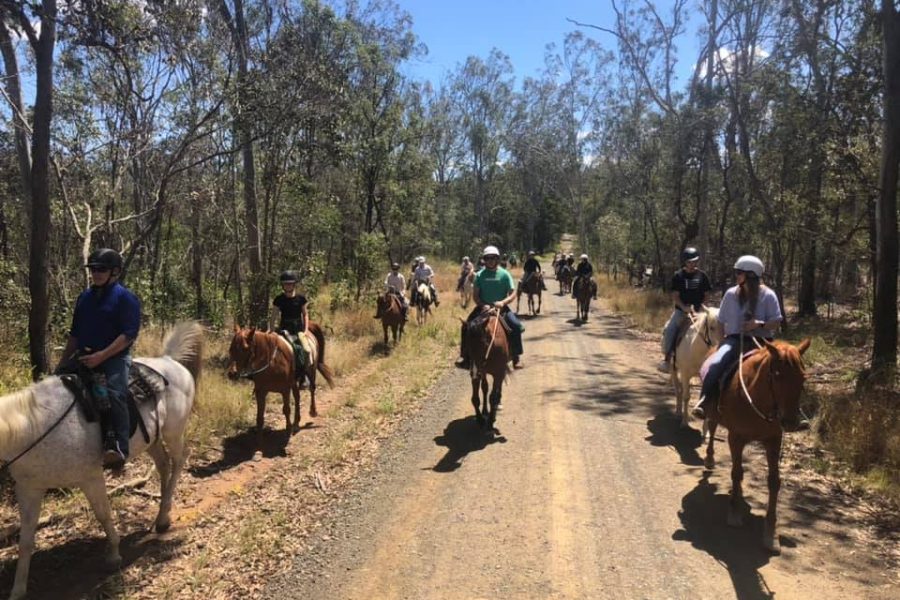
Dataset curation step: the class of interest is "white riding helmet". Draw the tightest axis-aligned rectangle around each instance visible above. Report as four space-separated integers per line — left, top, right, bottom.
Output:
462 256 470 261
482 245 500 257
580 253 588 260
734 255 764 277
417 256 425 263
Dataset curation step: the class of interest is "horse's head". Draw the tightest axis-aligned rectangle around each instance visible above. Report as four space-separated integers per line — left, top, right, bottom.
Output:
699 307 723 345
226 324 256 381
762 338 811 431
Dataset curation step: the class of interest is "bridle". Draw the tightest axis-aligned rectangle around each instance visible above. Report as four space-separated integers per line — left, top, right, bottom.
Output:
235 333 280 379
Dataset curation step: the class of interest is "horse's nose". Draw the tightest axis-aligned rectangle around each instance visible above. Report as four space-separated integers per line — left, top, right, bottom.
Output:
226 366 239 381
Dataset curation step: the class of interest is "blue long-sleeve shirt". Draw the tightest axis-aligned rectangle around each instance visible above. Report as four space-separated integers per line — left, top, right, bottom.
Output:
70 281 141 352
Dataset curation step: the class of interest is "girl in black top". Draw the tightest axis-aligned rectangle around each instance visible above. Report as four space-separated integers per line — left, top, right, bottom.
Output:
272 271 308 336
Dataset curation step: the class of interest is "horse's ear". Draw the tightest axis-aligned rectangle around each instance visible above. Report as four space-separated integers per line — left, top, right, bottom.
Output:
797 338 811 355
248 327 256 338
233 323 240 333
763 339 780 357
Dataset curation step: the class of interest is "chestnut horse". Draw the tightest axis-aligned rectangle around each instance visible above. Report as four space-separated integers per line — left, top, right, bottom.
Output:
463 308 510 433
376 291 405 346
227 322 334 439
516 273 542 315
703 338 810 554
557 264 573 295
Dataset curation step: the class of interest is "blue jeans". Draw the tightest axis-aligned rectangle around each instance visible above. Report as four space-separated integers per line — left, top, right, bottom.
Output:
662 309 689 357
504 309 524 358
100 352 132 457
699 335 743 406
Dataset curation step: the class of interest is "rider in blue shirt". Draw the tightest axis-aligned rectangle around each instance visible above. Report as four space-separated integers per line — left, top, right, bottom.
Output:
59 249 141 469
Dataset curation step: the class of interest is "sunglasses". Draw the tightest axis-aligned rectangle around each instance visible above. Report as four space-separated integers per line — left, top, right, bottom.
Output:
484 256 500 260
89 266 110 273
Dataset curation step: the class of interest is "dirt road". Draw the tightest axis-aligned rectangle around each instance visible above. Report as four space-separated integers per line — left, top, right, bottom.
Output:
269 289 896 600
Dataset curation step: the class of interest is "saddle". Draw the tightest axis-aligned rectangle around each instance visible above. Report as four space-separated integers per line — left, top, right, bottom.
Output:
700 348 760 395
467 308 512 336
58 361 168 445
279 331 314 377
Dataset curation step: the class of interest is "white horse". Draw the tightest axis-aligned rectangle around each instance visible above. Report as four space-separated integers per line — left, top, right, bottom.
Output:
669 308 722 431
415 281 433 325
0 322 203 600
460 271 474 308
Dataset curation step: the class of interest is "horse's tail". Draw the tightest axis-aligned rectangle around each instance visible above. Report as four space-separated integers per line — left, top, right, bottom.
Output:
309 322 335 389
162 321 204 384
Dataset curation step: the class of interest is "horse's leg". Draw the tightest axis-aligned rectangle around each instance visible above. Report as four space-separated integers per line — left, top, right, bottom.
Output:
516 290 521 313
10 484 47 600
727 433 747 527
763 436 783 554
471 375 483 424
308 368 318 418
81 475 122 567
489 377 503 429
281 390 292 433
292 381 302 433
146 442 174 531
537 290 541 314
255 389 266 447
383 322 389 346
704 418 718 469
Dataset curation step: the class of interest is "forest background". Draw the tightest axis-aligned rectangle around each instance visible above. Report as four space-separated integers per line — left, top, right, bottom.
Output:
0 1 898 487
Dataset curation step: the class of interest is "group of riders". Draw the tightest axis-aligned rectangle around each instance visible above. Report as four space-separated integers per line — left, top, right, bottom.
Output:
59 239 790 473
655 247 790 422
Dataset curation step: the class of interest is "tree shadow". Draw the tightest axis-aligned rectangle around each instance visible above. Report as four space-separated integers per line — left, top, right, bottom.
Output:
189 427 290 478
673 472 777 600
645 413 705 466
432 416 507 473
0 528 184 599
566 318 585 327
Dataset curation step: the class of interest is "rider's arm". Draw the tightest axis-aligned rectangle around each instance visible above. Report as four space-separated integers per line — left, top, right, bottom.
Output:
670 290 685 311
269 306 280 331
301 304 309 335
59 335 78 364
498 289 517 308
80 333 132 369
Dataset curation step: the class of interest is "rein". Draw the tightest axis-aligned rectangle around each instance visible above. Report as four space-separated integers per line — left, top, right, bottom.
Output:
238 334 280 379
737 335 777 422
1 395 78 473
483 308 502 361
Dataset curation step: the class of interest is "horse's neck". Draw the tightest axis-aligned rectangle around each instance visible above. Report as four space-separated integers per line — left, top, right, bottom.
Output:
0 385 43 458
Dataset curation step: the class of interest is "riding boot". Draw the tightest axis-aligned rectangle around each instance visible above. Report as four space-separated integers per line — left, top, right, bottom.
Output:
432 285 440 307
456 324 470 369
692 393 716 420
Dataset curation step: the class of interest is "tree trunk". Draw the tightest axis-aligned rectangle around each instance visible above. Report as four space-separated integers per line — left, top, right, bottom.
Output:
872 0 900 372
24 1 57 379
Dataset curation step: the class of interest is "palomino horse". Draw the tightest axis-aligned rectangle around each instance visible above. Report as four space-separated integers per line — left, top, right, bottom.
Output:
574 276 595 321
703 338 810 554
669 308 722 429
414 281 433 325
376 291 405 346
557 264 573 295
459 270 475 308
463 307 510 433
227 322 334 438
516 273 543 315
0 322 203 600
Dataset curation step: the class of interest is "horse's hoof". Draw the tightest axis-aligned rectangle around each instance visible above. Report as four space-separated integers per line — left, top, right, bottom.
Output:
727 508 744 527
309 409 318 418
292 424 301 434
155 518 172 533
704 456 715 470
104 553 123 571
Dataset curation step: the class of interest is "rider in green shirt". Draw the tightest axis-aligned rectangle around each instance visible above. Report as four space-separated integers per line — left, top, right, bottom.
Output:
456 245 525 368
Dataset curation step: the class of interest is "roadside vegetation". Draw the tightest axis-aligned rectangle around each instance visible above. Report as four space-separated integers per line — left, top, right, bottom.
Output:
596 273 900 504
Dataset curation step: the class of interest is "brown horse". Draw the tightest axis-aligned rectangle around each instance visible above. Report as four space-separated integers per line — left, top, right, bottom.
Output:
463 308 510 433
703 338 810 554
516 273 542 315
574 276 595 321
376 291 405 346
227 322 334 440
557 264 573 295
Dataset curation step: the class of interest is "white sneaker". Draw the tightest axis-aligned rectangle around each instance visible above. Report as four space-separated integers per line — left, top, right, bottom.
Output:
656 360 671 373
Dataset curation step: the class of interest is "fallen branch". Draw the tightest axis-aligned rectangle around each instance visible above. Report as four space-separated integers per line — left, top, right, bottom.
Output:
313 471 329 495
108 469 153 497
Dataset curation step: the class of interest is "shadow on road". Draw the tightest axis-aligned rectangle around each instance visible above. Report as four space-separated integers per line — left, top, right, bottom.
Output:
0 528 184 599
673 472 776 600
189 427 292 478
432 416 506 472
645 413 705 466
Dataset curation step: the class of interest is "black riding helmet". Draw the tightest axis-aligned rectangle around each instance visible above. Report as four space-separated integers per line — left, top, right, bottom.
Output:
279 270 298 283
681 247 700 264
85 248 123 271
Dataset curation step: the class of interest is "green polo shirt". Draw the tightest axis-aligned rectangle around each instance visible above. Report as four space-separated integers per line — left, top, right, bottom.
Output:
475 267 515 304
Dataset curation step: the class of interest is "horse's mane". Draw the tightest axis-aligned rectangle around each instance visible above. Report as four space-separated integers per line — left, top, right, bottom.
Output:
0 384 44 456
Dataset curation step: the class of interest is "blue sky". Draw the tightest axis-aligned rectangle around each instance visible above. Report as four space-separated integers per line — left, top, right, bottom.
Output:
396 0 703 89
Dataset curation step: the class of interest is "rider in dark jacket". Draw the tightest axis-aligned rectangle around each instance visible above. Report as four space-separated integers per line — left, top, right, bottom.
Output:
572 254 597 299
58 248 141 470
521 250 548 291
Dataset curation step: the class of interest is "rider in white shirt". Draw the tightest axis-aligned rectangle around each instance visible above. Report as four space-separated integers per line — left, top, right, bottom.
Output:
377 262 409 321
412 256 440 306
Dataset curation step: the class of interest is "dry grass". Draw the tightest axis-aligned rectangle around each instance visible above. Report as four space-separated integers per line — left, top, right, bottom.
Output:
597 274 671 332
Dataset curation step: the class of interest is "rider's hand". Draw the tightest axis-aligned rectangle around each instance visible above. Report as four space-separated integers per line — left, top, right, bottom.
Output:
79 351 106 369
493 301 504 309
742 319 762 332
